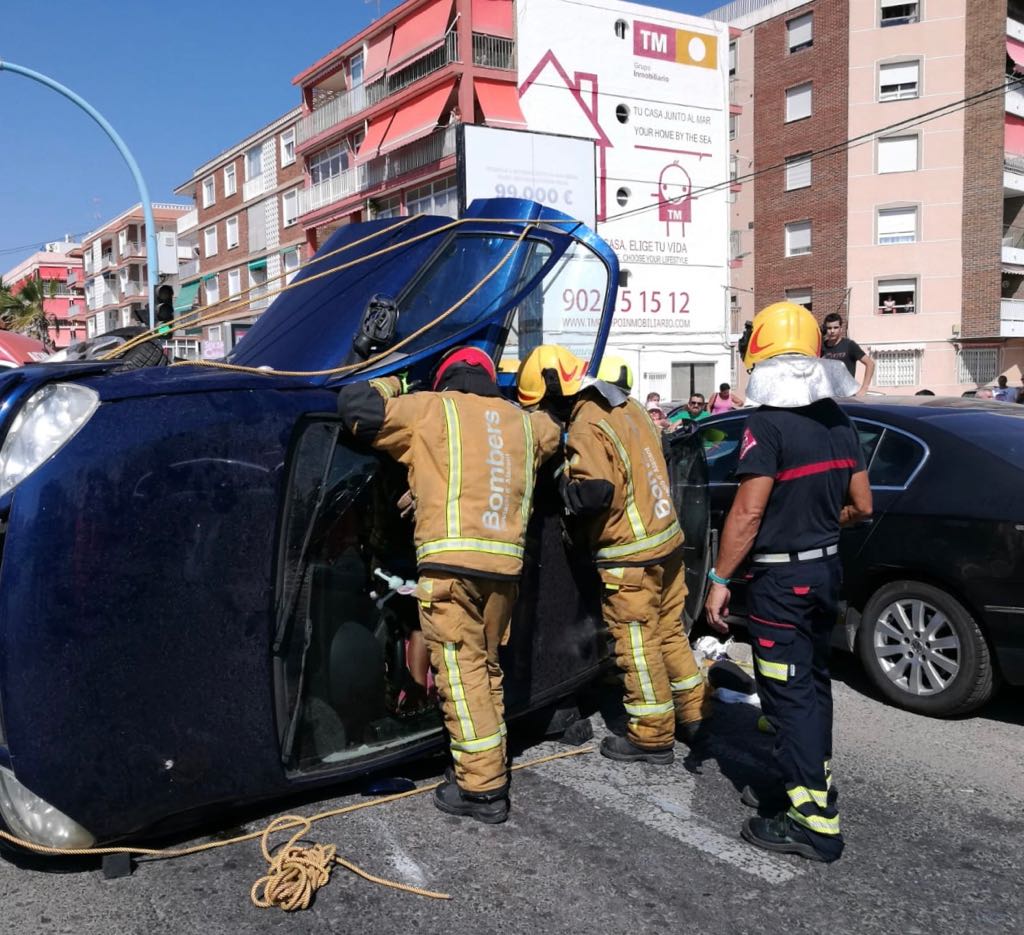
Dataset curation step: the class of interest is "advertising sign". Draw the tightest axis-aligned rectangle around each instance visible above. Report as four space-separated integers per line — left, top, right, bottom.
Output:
458 125 597 228
517 0 731 394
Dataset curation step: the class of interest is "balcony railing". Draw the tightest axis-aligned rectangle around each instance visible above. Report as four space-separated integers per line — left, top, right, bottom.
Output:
101 252 115 269
83 256 95 275
121 280 145 297
1001 298 1024 336
472 33 515 70
179 259 200 279
87 286 120 309
298 125 456 217
177 208 198 233
297 30 462 145
243 175 266 200
121 240 146 258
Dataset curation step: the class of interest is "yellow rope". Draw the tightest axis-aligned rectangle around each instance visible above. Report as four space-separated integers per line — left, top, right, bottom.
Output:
0 746 592 909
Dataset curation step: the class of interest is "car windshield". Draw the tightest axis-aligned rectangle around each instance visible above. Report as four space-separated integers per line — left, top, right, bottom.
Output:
923 409 1024 469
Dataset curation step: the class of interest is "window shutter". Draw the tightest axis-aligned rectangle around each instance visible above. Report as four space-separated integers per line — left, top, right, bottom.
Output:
786 155 812 189
878 136 918 173
787 14 812 49
877 207 917 240
786 83 813 121
880 61 919 86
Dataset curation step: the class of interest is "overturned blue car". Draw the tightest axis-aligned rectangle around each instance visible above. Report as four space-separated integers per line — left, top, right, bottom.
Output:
0 199 709 851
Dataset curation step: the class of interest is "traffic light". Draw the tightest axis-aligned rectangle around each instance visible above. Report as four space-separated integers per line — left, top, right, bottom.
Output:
155 284 175 327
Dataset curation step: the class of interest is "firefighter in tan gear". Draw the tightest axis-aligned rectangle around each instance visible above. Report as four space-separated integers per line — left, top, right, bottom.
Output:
338 346 560 823
518 347 708 765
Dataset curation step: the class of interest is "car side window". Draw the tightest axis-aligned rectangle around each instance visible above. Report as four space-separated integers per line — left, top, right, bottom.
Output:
852 420 884 469
867 428 925 488
698 417 747 485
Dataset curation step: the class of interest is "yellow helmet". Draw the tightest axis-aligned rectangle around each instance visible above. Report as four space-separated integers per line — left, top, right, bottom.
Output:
516 345 587 406
743 301 822 368
596 355 633 391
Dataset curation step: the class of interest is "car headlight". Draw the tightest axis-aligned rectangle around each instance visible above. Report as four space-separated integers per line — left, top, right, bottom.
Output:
0 766 96 848
0 383 99 498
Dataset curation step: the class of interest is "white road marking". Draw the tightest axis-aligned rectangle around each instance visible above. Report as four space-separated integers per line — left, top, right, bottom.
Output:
533 736 802 884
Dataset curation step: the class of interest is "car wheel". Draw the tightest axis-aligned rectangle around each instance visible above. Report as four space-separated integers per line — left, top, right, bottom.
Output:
111 340 168 371
856 580 996 717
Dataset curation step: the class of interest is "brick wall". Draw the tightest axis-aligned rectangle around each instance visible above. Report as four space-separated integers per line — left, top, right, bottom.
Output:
752 0 848 320
961 0 1005 339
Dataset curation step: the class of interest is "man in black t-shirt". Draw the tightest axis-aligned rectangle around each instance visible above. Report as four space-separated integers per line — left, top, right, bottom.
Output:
820 313 874 396
705 301 872 864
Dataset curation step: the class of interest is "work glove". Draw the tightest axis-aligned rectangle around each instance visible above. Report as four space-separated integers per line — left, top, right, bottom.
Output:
560 477 614 517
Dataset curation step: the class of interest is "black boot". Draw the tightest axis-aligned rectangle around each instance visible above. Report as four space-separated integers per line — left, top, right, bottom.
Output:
741 814 841 863
599 734 674 765
741 783 839 810
433 779 509 824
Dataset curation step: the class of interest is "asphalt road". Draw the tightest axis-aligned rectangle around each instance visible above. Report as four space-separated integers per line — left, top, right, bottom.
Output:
3 644 1022 935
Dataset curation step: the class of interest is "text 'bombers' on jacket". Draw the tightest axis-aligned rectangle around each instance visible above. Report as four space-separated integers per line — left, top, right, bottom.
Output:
565 394 682 567
338 374 561 579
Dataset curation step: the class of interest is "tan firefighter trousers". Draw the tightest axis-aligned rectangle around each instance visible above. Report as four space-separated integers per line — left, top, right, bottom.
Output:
415 572 517 794
600 550 708 749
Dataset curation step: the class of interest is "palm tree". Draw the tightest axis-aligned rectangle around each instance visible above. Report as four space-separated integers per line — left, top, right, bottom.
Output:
0 274 57 350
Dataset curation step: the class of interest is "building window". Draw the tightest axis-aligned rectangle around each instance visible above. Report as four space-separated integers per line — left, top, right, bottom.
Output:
877 135 919 173
729 41 736 75
406 177 457 218
880 2 919 27
730 230 742 260
349 51 364 88
785 153 812 190
874 350 921 386
202 176 215 208
249 201 268 253
228 268 241 297
283 248 301 284
877 206 918 244
375 195 403 219
245 144 263 181
224 163 237 197
956 348 998 385
205 275 220 305
729 113 737 140
282 189 299 227
877 277 917 313
879 61 920 101
785 82 813 122
786 13 813 53
226 215 240 249
309 143 348 185
785 220 812 257
785 287 812 313
280 128 296 167
204 225 218 257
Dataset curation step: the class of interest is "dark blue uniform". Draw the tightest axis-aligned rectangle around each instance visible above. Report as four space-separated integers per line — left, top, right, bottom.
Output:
737 399 864 861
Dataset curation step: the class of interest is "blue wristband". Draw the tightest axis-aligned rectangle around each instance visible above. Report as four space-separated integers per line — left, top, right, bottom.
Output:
708 568 731 586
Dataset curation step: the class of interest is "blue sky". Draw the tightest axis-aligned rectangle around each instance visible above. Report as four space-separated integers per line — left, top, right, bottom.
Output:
0 0 714 267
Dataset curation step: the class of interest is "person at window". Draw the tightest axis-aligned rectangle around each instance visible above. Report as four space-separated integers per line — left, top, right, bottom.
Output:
881 295 897 313
705 300 871 864
518 346 709 766
645 391 661 408
338 346 560 824
993 375 1016 402
708 382 744 414
820 312 875 396
669 392 709 425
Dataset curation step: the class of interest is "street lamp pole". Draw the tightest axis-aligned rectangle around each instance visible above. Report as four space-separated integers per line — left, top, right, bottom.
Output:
0 59 159 329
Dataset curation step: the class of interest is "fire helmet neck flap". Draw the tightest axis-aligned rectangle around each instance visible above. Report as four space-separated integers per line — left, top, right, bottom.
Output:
431 345 497 390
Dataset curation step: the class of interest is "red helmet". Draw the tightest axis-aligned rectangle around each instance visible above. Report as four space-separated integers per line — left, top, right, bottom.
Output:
431 346 497 389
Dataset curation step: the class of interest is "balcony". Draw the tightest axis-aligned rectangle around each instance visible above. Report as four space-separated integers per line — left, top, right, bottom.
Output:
297 31 461 146
1007 83 1024 117
121 280 145 298
121 240 146 259
1003 224 1024 265
177 208 198 234
243 175 266 201
83 256 95 275
1006 153 1024 195
88 285 119 309
179 259 200 279
298 125 456 217
100 252 116 269
472 33 515 70
1002 298 1024 336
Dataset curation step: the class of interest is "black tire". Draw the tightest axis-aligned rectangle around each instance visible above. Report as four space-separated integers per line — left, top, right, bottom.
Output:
111 340 168 371
856 580 996 717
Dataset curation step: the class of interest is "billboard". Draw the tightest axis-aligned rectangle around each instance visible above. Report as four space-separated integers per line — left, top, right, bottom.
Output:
457 125 597 228
517 0 731 395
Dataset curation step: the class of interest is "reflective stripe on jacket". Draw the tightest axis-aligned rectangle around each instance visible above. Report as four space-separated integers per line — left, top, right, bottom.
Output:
340 376 560 578
566 394 682 566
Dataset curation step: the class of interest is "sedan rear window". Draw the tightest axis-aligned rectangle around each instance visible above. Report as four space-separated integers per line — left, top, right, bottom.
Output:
867 429 925 487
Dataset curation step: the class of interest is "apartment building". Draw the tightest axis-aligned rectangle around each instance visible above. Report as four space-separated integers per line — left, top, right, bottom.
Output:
174 108 305 358
81 204 190 342
1 239 86 348
709 0 1024 394
293 0 519 248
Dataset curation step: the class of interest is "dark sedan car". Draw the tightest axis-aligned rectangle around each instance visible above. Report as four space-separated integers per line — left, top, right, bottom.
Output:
678 398 1024 718
0 199 710 853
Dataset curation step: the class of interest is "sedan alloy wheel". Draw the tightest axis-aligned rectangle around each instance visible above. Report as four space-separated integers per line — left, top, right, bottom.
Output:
871 598 960 696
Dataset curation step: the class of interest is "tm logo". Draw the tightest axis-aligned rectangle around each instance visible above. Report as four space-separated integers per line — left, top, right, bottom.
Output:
634 21 675 61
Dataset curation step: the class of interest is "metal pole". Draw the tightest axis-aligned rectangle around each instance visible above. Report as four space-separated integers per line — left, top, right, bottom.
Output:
0 59 159 329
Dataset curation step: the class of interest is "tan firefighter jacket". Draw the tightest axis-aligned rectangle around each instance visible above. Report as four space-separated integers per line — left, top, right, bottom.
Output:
342 376 561 579
565 394 683 567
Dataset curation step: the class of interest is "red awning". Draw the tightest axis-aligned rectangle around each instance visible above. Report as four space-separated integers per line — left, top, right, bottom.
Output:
380 78 456 154
471 0 514 38
388 0 453 69
357 110 395 161
474 78 526 128
365 29 393 82
1008 38 1024 71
